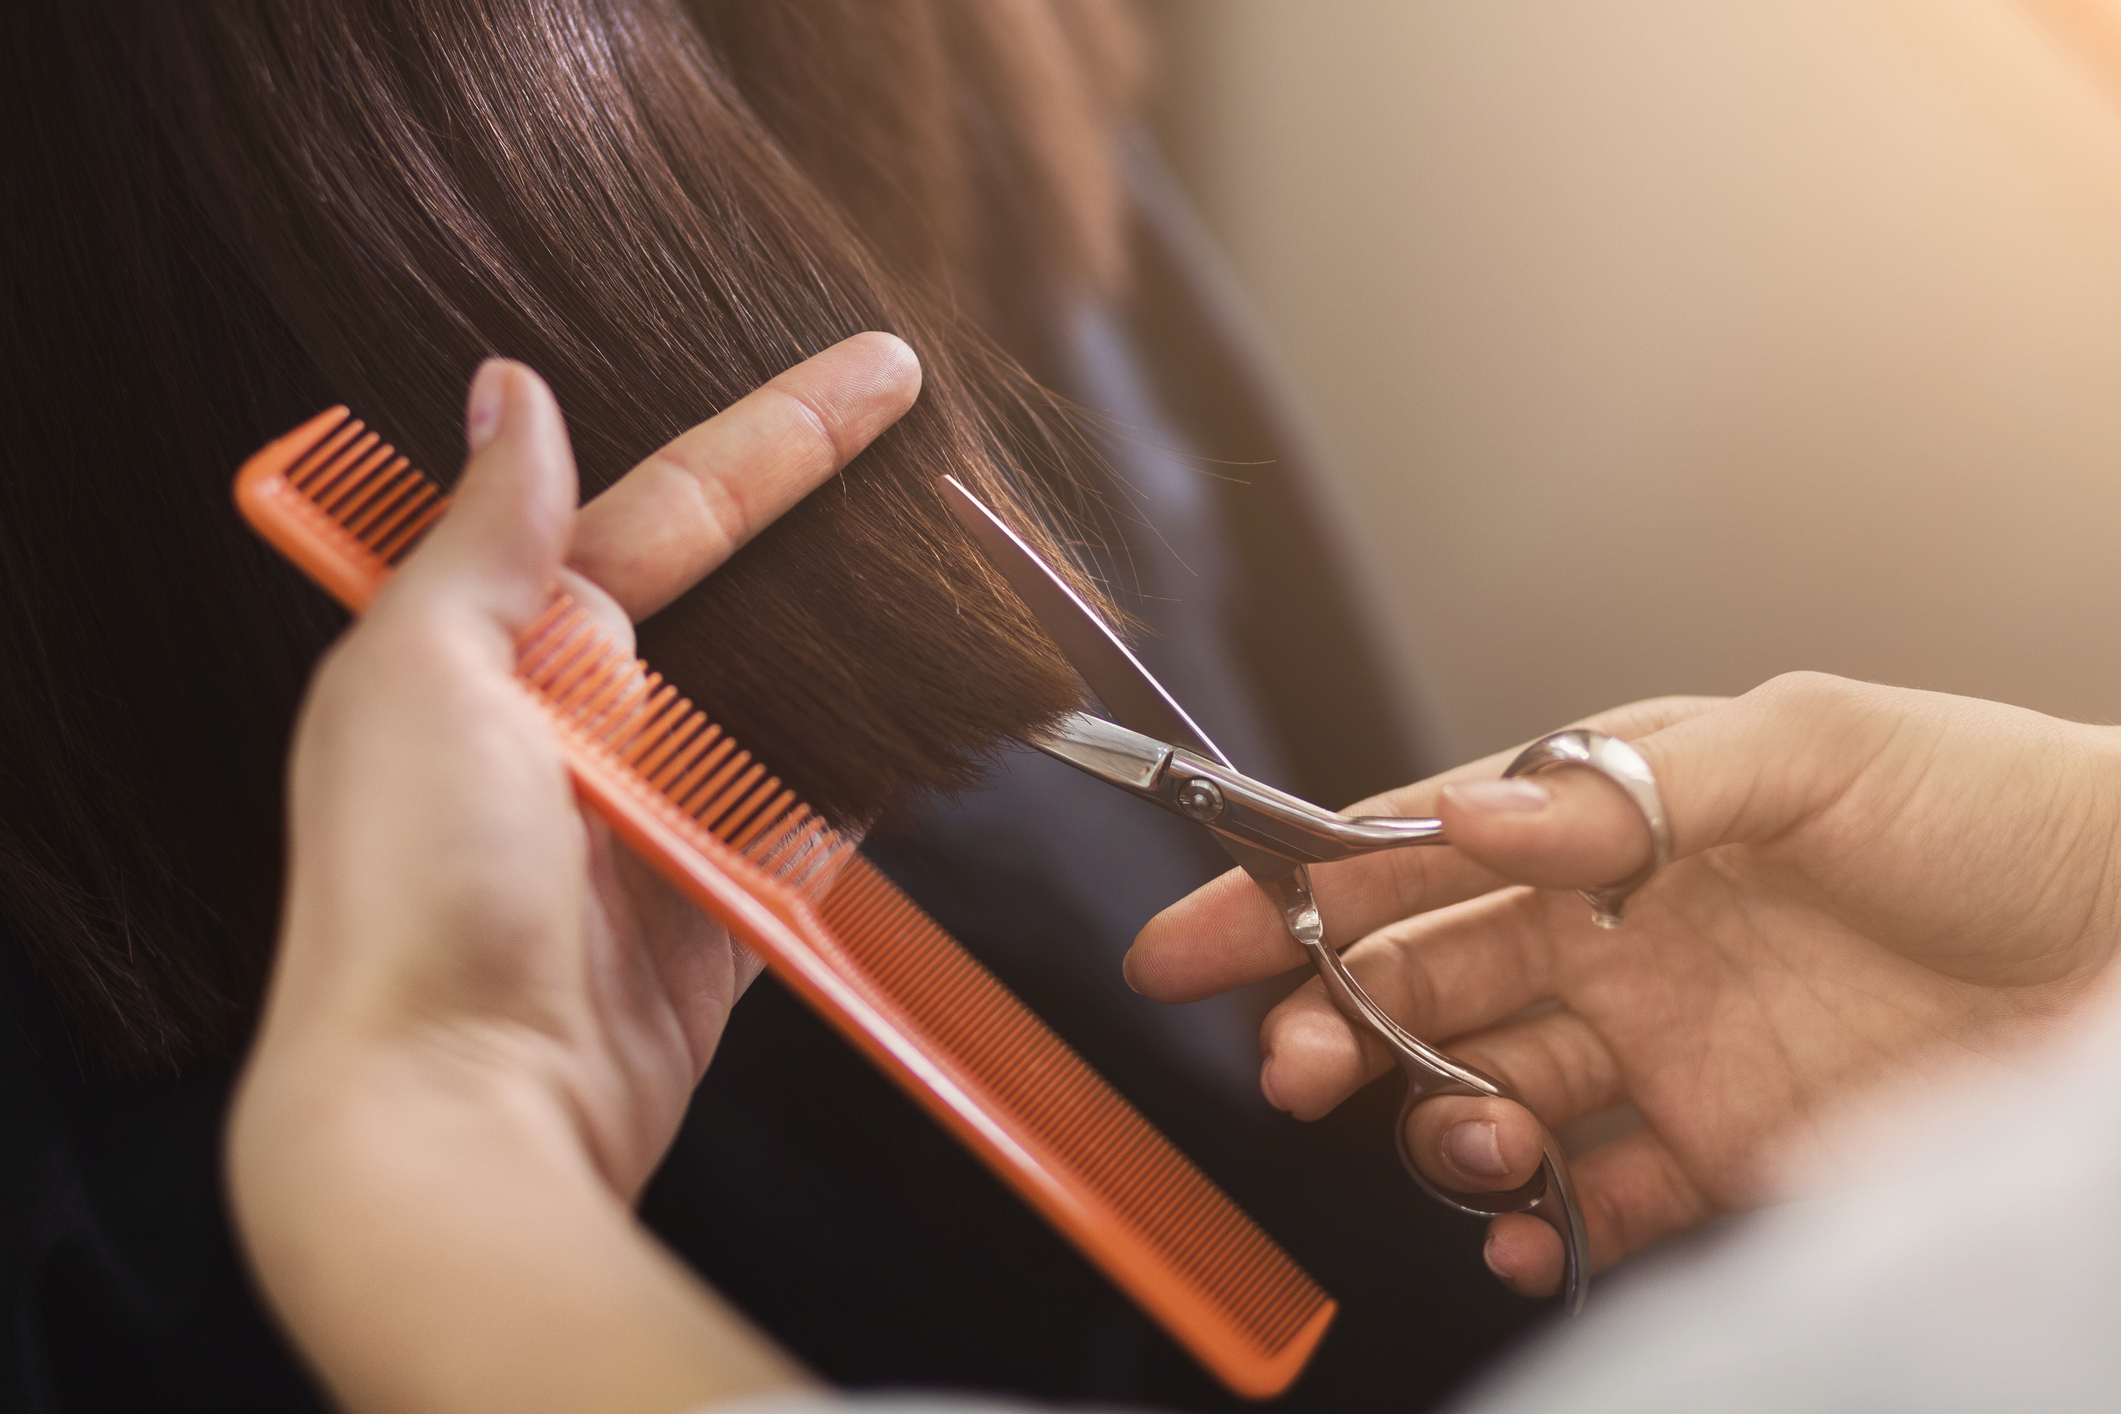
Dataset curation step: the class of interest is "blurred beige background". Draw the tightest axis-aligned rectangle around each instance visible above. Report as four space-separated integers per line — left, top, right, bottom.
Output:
1147 0 2121 761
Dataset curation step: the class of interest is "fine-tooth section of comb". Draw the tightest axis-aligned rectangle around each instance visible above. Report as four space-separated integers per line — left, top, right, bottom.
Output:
235 410 1337 1398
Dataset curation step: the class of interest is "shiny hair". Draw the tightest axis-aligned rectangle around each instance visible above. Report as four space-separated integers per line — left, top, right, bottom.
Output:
0 0 1144 1073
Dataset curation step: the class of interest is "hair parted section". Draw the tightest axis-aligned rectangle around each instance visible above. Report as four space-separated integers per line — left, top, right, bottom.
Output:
0 0 1144 1073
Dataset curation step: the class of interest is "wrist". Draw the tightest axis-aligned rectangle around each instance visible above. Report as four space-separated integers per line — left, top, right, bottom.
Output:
228 1027 609 1305
229 1029 802 1414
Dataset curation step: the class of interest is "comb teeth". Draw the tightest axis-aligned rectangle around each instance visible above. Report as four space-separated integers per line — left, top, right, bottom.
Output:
816 859 1327 1353
517 601 850 899
234 406 1336 1397
283 409 446 565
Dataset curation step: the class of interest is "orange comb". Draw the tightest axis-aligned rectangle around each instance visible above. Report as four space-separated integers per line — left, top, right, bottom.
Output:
234 406 1335 1399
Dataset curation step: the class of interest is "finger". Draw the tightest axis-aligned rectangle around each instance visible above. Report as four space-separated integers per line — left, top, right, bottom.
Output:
1128 801 1514 1004
554 566 635 657
1399 1009 1627 1194
569 331 922 621
1439 676 1895 895
1124 868 1303 999
1256 887 1562 1117
1128 695 1730 1002
1406 1097 1550 1195
1482 1127 1715 1297
381 359 578 645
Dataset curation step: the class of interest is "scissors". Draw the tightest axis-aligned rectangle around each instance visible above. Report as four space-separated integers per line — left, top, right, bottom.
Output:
939 476 1672 1314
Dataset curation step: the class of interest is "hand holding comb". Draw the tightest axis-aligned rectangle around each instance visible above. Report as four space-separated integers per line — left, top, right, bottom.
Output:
233 401 1335 1399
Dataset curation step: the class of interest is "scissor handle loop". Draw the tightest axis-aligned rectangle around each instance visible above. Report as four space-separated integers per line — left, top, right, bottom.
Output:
1393 1071 1588 1315
1289 900 1593 1313
1504 729 1672 927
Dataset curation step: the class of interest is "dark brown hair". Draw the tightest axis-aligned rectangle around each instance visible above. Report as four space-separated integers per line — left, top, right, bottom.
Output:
0 0 1144 1074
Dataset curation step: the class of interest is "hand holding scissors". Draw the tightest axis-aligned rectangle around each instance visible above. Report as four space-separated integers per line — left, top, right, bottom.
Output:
1117 668 2121 1306
941 477 1672 1312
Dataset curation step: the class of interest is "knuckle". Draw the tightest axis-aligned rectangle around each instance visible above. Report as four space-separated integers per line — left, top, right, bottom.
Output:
1754 669 1861 713
759 380 847 468
648 447 749 554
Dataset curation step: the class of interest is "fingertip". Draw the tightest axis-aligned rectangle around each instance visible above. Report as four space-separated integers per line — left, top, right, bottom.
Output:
818 332 921 430
1441 778 1551 816
1123 906 1194 1003
1442 1119 1508 1179
396 358 576 632
1482 1228 1509 1283
463 358 560 451
466 357 508 453
846 330 922 406
1258 1004 1367 1120
1484 1212 1564 1297
1119 945 1144 995
1128 871 1300 1003
1404 1094 1546 1193
1259 1053 1288 1112
468 360 572 528
772 333 924 471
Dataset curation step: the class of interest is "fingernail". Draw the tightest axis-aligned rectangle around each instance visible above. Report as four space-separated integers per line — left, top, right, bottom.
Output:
1119 948 1142 995
1259 1056 1287 1112
466 359 509 453
1446 778 1551 814
1444 1119 1509 1177
1482 1230 1512 1281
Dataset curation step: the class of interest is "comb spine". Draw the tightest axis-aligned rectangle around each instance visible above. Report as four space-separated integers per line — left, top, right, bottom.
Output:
548 718 1334 1396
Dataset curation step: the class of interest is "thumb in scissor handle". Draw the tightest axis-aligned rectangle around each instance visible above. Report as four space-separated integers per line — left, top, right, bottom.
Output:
1502 729 1672 928
1271 729 1666 1314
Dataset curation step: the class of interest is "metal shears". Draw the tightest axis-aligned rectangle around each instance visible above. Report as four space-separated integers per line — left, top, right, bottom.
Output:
940 476 1672 1314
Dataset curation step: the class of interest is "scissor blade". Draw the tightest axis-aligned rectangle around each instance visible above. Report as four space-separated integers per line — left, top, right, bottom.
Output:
938 475 1231 767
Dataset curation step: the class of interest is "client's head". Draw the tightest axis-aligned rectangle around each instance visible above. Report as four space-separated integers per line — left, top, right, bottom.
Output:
0 0 1144 1072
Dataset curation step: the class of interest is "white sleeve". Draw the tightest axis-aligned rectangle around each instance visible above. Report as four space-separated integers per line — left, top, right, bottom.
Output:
1445 1009 2121 1413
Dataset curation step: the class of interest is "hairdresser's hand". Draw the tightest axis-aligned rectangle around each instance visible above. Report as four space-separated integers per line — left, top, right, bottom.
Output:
229 336 917 1414
1130 675 2121 1298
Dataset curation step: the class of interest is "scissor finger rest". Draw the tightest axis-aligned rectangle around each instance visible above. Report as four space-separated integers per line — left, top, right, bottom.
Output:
1274 871 1591 1312
1394 1079 1588 1315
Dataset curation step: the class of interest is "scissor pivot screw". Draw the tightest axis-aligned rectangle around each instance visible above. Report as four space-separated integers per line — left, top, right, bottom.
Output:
1175 778 1226 822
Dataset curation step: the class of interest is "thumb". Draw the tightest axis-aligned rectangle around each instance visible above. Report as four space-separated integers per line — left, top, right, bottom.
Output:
1435 674 1881 892
383 359 579 640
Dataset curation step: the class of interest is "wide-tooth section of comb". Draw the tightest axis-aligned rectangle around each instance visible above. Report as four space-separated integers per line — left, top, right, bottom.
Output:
515 601 851 901
234 406 446 609
234 410 1336 1398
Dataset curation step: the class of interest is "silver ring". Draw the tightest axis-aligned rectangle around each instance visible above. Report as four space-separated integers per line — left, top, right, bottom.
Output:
1503 729 1671 927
